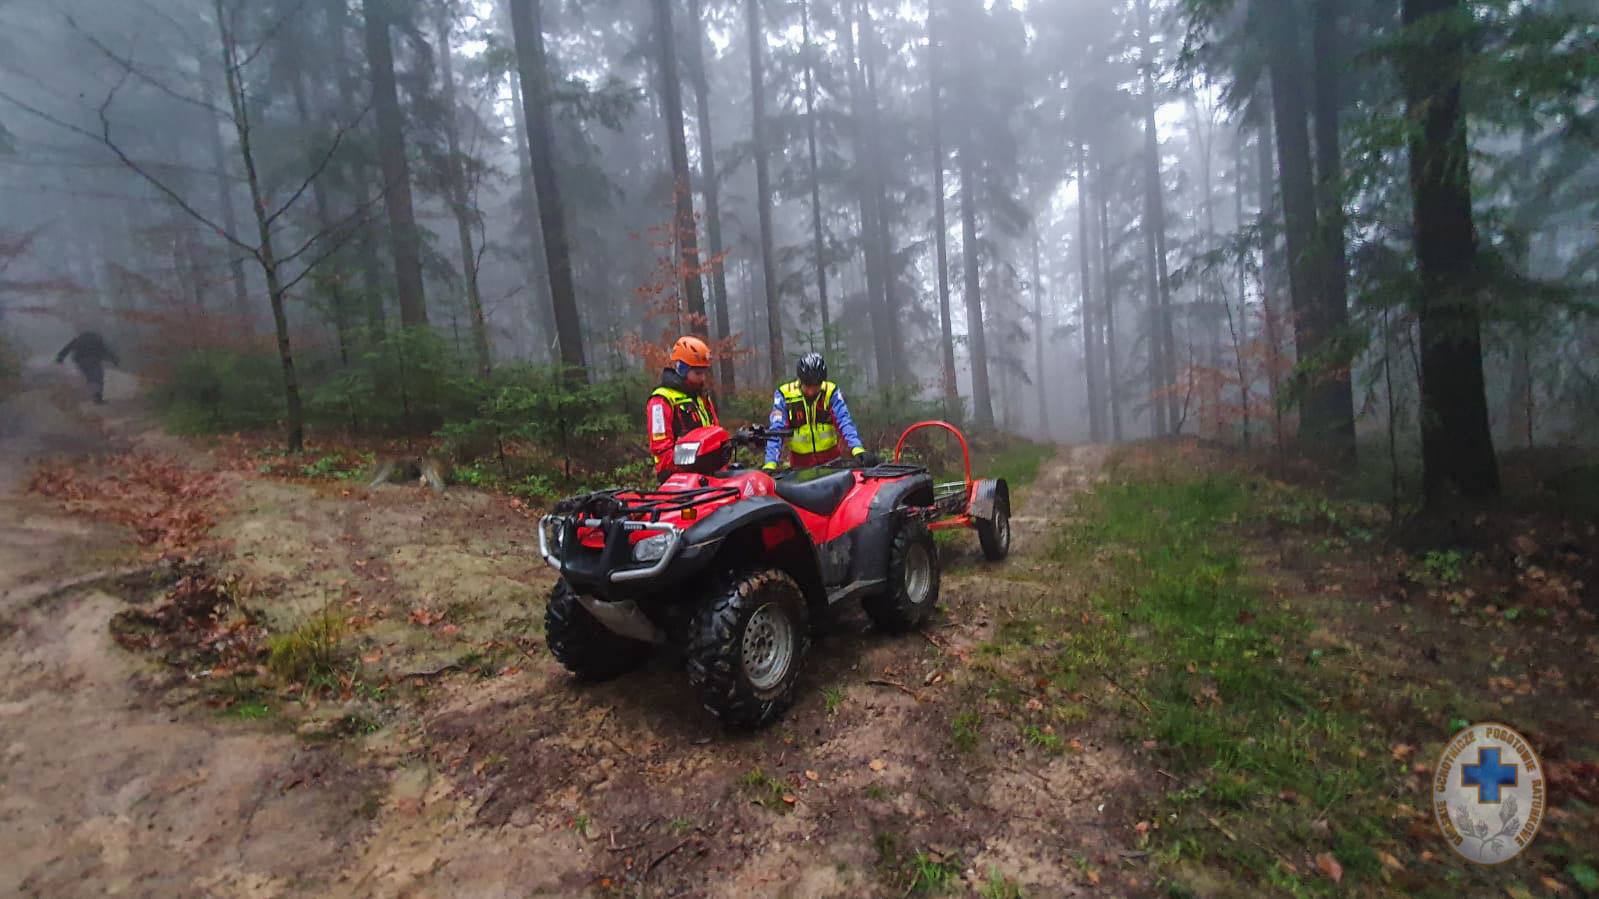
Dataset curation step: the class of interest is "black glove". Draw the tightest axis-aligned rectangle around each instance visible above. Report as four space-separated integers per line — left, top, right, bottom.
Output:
856 451 882 468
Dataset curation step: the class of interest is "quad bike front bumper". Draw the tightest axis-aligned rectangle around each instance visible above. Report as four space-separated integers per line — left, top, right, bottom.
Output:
538 515 686 584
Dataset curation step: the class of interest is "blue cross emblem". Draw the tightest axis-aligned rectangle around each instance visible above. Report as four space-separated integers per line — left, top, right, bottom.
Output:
1462 748 1517 803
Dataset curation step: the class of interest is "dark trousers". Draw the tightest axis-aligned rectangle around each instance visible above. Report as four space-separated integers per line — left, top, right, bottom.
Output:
77 360 104 403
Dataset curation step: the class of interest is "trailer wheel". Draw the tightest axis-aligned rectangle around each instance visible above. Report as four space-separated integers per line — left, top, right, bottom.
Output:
976 493 1011 561
863 520 940 632
546 579 650 681
687 568 809 729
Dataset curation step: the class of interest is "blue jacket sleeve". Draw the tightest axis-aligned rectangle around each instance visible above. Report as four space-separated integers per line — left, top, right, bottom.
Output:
765 389 787 465
831 387 864 451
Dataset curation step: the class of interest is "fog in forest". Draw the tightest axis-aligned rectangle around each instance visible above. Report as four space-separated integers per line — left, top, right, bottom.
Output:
2 0 1596 504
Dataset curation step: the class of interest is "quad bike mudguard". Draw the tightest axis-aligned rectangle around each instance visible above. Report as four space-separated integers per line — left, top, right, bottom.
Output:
968 477 1009 523
543 495 826 611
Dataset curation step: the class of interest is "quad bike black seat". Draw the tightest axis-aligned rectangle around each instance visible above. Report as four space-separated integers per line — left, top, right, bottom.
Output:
774 470 857 517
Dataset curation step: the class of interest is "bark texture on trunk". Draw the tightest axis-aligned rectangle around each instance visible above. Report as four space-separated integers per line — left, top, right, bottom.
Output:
362 0 428 327
1256 120 1288 451
1094 151 1122 443
841 0 892 388
214 0 303 451
329 0 387 340
859 0 903 386
1138 0 1173 437
509 0 587 375
1031 227 1049 437
1262 0 1322 450
1401 0 1500 503
687 0 735 389
800 0 832 362
1077 144 1104 443
957 139 995 429
437 9 491 376
1310 0 1357 459
653 0 707 332
498 9 554 361
747 0 785 379
927 0 960 420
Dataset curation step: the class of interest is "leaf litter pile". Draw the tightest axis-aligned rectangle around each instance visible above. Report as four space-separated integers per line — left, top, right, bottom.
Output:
31 453 266 683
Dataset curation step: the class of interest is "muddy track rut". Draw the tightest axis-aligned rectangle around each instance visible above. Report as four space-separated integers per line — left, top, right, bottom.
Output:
1 378 1139 898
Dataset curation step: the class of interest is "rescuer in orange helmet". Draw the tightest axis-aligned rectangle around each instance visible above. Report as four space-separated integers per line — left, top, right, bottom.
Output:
645 336 720 481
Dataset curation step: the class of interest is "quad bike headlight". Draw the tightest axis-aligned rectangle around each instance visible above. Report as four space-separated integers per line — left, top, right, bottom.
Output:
632 532 673 563
672 442 701 466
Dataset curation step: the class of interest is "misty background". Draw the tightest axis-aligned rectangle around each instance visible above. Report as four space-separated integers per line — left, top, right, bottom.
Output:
1 0 1595 505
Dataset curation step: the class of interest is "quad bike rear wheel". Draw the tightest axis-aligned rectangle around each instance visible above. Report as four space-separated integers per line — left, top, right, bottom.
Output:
863 520 940 632
976 493 1012 561
686 568 809 729
546 579 650 680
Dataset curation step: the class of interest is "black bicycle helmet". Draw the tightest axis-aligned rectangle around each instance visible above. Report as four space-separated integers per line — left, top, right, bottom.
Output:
797 352 827 385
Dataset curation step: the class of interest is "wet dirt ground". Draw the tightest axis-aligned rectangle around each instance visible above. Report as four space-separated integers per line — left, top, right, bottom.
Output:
0 360 1139 897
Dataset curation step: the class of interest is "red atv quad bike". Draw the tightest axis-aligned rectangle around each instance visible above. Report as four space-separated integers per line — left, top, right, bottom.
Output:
537 422 1010 729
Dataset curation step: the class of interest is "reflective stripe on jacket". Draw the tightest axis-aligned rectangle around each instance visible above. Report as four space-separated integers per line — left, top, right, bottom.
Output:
647 385 718 477
765 380 863 465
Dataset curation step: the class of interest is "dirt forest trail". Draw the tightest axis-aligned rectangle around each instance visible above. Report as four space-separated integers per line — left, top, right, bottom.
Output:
0 369 1149 897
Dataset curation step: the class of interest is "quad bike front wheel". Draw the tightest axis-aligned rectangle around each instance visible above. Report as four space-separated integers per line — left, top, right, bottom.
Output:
863 520 940 632
686 568 810 729
976 493 1012 561
546 579 651 681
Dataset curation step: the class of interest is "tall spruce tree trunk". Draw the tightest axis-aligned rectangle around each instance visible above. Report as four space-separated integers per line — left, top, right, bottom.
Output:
499 18 554 360
1262 0 1332 452
687 0 736 388
509 0 587 375
362 0 428 327
927 0 960 420
1400 0 1500 503
957 138 995 429
800 0 833 361
859 0 903 386
746 0 785 379
653 0 708 332
328 0 387 340
1095 151 1122 443
1138 0 1172 437
1310 0 1357 459
436 8 491 376
1256 121 1288 451
214 0 303 451
841 0 893 387
1031 226 1049 437
1077 144 1104 442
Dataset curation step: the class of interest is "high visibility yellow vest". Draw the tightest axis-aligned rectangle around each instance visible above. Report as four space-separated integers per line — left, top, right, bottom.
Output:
650 386 716 433
779 380 839 456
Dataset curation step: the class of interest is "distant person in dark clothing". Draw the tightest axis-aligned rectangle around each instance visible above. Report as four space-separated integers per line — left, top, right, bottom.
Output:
56 331 119 404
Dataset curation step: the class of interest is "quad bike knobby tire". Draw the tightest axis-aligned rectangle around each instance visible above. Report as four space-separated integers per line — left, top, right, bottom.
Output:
976 493 1012 561
686 568 809 729
863 520 940 632
545 579 650 681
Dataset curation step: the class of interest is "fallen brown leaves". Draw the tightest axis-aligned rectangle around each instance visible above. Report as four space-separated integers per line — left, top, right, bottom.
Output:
109 562 264 672
30 452 228 559
1315 852 1343 884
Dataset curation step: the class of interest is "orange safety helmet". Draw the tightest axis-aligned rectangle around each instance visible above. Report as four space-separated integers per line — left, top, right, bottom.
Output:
670 335 713 369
